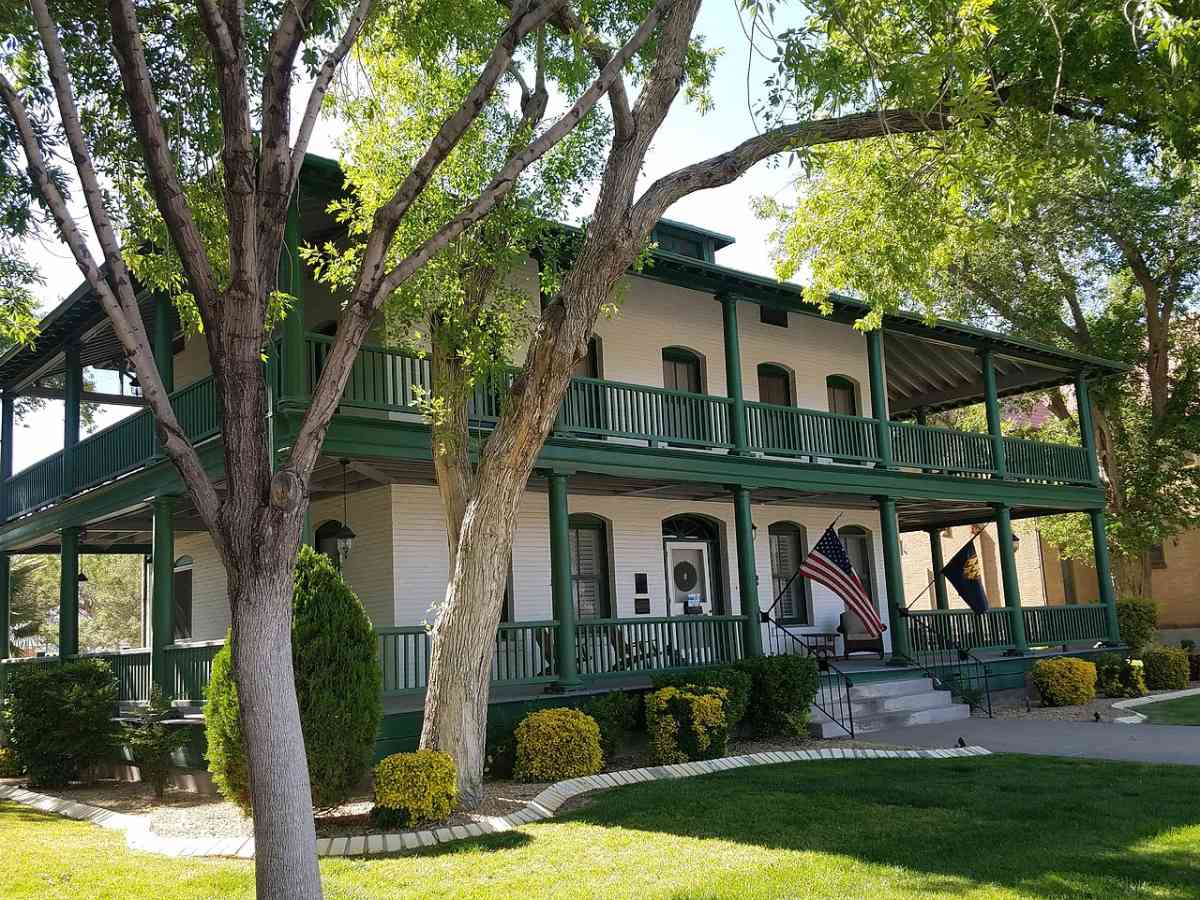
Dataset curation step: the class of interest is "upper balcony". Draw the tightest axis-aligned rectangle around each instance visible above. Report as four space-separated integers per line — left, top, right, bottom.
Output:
0 332 1100 526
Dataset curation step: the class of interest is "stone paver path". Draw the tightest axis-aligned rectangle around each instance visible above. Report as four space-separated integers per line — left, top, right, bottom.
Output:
869 718 1200 765
0 746 992 859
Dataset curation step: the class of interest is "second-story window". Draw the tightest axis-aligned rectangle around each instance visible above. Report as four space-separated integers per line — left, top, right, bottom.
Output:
827 375 859 416
757 364 792 406
662 347 703 394
573 336 601 379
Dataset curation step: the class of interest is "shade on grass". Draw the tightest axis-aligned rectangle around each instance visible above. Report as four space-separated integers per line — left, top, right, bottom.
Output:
2 755 1198 899
1141 694 1200 726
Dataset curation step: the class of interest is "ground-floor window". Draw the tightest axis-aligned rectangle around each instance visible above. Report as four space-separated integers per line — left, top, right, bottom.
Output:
172 555 193 641
769 522 811 624
569 515 611 619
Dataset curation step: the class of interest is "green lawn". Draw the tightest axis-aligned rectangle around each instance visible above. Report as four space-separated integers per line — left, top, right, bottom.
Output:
1142 693 1200 725
3 755 1199 899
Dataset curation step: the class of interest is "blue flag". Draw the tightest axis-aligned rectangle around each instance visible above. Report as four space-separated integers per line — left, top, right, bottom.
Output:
941 540 989 615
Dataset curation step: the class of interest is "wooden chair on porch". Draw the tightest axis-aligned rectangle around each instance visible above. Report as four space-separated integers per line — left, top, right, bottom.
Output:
837 610 885 660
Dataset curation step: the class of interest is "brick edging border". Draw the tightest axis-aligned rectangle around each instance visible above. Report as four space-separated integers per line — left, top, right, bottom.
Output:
1111 686 1200 724
0 745 993 859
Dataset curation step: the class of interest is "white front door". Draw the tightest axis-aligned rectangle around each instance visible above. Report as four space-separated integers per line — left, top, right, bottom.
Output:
666 540 714 615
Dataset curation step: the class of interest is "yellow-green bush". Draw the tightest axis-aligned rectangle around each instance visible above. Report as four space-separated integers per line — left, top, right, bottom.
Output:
513 707 603 782
645 685 729 765
371 750 458 828
1142 646 1190 691
0 746 21 778
1031 657 1097 707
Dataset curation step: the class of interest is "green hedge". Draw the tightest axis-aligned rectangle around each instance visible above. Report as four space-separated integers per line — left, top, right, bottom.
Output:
2 659 119 787
736 655 819 737
1142 646 1189 691
1116 597 1158 653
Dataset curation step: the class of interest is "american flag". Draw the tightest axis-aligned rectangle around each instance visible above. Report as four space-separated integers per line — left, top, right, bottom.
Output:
798 526 885 637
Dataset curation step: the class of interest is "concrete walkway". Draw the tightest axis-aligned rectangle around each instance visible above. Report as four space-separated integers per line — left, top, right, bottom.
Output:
870 718 1200 766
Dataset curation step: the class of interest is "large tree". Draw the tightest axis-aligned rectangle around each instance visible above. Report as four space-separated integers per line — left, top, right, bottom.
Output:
2 1 1196 894
759 119 1200 595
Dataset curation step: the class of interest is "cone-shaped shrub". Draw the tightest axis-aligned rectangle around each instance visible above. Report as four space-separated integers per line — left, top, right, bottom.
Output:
205 546 382 813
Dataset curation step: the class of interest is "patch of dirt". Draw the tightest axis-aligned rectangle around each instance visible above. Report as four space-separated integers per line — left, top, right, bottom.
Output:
987 685 1198 722
28 733 908 839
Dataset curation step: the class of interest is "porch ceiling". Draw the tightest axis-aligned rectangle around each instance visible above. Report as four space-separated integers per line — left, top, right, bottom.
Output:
882 332 1074 417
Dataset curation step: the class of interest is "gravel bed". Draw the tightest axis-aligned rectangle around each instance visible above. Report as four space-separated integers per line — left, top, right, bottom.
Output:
987 684 1200 723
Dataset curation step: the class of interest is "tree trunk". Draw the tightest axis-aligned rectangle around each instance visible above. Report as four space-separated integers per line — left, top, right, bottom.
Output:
230 539 322 899
1112 553 1150 599
419 491 520 806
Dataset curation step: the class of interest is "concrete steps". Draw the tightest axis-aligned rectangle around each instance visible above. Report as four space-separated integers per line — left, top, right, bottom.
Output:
810 676 972 738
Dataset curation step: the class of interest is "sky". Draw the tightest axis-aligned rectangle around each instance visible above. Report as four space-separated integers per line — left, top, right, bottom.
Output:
11 1 803 472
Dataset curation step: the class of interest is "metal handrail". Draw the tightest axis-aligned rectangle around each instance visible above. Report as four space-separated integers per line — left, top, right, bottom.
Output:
764 614 855 738
903 612 993 717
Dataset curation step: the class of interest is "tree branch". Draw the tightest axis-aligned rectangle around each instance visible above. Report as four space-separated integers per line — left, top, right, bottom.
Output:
0 73 224 538
285 0 671 480
633 108 951 231
107 0 221 322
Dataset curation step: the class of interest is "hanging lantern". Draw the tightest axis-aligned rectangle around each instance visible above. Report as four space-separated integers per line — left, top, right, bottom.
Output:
337 459 356 563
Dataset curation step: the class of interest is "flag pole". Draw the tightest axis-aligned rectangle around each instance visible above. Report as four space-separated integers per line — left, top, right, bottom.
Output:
902 531 980 612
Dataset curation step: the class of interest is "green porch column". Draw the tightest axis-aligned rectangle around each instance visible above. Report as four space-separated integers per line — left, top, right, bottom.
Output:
1075 372 1101 485
63 341 82 496
59 526 80 657
0 391 12 659
152 294 175 394
980 348 1007 479
1090 508 1122 643
548 472 581 690
150 496 176 695
280 195 307 402
878 496 912 661
993 503 1029 654
731 485 763 657
929 529 949 610
866 329 893 468
718 295 749 453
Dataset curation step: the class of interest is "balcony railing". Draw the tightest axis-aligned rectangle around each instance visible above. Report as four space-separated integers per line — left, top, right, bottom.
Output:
908 604 1109 652
0 334 1097 523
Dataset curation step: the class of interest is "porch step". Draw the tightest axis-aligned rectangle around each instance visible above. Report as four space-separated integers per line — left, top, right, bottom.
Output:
809 677 971 738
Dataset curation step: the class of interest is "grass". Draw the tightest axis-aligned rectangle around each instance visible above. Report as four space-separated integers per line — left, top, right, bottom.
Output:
1142 693 1200 725
3 755 1199 899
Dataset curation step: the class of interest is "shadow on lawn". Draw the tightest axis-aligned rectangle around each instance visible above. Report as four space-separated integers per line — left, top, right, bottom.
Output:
554 755 1200 899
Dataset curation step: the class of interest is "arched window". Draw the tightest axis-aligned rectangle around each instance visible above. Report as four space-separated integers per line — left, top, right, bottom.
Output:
662 347 704 394
827 375 860 416
315 520 344 568
172 555 194 641
838 525 877 607
757 363 794 407
662 514 725 615
568 514 612 619
768 523 810 624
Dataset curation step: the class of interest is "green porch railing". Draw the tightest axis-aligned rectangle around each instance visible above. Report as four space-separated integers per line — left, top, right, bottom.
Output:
906 608 1014 652
558 378 734 448
889 422 995 476
377 626 431 695
81 649 152 703
492 621 558 684
1022 604 1109 645
165 640 224 703
574 615 746 678
5 453 64 518
1003 436 1092 485
745 401 878 462
74 411 157 491
306 334 430 413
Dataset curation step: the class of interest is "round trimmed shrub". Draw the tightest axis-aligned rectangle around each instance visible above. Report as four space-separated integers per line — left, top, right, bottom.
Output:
204 546 383 813
513 707 603 781
1031 657 1097 707
1116 597 1158 654
582 690 641 758
1094 653 1146 699
4 659 118 787
645 685 729 765
1142 645 1189 691
653 665 751 729
736 654 819 737
372 750 457 828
